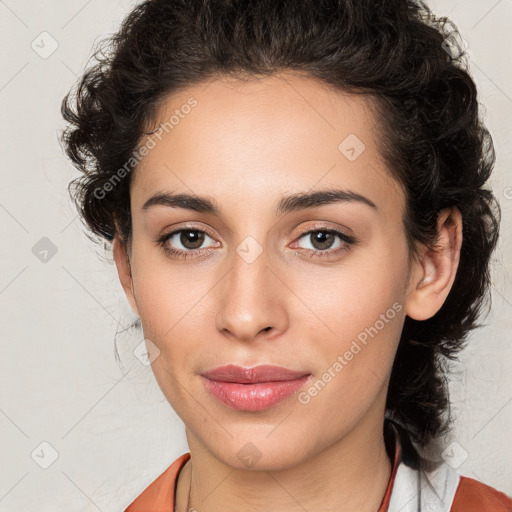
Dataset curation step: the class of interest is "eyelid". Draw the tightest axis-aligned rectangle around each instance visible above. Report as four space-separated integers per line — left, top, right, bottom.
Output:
157 223 218 242
292 221 355 240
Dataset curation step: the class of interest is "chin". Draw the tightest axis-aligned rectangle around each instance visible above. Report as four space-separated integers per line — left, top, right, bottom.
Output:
204 434 313 472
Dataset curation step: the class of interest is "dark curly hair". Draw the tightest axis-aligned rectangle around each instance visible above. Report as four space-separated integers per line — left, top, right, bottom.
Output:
60 0 500 464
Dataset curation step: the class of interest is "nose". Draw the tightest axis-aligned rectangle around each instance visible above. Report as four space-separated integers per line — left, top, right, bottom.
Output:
215 242 288 343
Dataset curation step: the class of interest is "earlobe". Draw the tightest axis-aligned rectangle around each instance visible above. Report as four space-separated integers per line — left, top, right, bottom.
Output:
112 236 139 316
405 207 463 321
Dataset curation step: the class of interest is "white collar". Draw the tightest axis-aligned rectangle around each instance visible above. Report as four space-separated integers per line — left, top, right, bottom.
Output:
386 423 460 512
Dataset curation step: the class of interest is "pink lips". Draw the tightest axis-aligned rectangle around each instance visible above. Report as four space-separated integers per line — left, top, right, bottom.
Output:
201 364 312 411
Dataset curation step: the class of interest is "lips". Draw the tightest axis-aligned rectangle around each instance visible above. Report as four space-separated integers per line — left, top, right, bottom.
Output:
201 364 310 383
200 364 313 411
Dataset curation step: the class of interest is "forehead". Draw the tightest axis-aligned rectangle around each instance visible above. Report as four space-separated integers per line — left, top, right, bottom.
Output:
131 72 405 216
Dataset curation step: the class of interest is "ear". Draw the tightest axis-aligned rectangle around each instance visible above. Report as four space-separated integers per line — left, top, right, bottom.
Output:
112 236 139 316
405 207 463 321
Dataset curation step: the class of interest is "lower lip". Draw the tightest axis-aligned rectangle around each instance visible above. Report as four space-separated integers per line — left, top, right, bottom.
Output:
201 375 312 411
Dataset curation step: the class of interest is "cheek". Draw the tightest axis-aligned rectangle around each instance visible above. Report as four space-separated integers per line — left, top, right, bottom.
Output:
130 258 209 409
295 243 407 347
129 247 222 403
130 243 208 337
291 295 404 450
293 245 407 404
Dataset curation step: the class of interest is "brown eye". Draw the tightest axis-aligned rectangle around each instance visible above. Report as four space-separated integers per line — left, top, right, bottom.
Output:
158 228 217 258
292 228 356 260
308 231 336 250
179 230 205 249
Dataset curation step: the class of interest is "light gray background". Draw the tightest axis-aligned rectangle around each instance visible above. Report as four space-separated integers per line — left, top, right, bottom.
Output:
0 0 511 510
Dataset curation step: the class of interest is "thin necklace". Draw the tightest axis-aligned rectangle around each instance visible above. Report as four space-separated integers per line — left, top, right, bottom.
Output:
185 464 192 512
184 470 421 512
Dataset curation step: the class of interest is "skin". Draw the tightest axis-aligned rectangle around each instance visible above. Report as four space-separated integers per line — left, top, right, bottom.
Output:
113 72 462 512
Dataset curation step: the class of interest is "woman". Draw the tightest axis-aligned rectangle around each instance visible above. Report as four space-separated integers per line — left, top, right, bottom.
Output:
60 0 512 510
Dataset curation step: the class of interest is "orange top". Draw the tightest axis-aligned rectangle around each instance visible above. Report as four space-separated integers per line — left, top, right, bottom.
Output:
125 426 512 512
125 452 191 512
452 475 512 511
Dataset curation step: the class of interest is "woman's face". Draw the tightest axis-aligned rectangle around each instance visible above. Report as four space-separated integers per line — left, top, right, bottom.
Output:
118 72 415 469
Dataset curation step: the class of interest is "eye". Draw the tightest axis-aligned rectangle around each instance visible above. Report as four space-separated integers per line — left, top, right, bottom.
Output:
292 228 356 259
157 226 356 260
157 227 218 259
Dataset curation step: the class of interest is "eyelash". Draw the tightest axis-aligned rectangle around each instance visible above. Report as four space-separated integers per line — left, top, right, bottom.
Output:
157 226 356 260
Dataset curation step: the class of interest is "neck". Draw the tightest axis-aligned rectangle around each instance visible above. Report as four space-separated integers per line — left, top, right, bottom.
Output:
176 411 393 512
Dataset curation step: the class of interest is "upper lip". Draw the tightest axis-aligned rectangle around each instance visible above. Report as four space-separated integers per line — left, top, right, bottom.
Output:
201 364 311 383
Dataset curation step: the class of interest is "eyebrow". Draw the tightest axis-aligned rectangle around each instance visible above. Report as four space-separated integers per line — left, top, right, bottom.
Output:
142 188 377 215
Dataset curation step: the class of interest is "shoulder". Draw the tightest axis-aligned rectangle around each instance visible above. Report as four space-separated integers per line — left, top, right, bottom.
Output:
388 459 512 512
451 475 512 512
124 452 191 511
385 420 512 512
